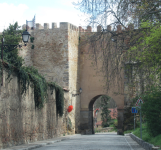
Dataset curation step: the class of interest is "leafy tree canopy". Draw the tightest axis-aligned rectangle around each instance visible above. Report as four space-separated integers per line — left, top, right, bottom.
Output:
0 22 24 68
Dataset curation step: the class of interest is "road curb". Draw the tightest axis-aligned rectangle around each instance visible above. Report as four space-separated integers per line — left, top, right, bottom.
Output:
130 133 160 150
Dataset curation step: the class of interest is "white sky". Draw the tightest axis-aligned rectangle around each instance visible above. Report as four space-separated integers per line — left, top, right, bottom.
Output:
0 0 89 32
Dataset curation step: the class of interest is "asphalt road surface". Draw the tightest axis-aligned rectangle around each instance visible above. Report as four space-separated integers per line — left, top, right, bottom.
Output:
34 132 145 150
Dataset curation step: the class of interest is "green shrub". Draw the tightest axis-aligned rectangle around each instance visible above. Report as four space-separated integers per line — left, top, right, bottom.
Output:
141 85 161 137
132 123 161 148
149 134 161 148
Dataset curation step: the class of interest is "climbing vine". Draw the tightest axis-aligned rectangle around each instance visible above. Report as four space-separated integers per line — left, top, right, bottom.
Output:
48 82 64 116
30 37 34 43
30 37 34 49
0 22 64 116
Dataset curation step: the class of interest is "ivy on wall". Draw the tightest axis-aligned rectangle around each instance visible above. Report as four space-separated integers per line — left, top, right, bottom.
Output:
48 82 64 116
30 37 34 49
0 22 64 116
30 37 34 43
31 45 34 49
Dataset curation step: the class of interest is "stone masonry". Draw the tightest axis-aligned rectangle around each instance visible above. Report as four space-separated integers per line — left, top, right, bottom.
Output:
21 22 80 134
20 22 129 135
0 70 69 149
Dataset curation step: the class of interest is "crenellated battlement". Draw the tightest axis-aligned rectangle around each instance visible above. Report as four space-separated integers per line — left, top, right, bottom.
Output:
22 22 134 33
78 24 134 32
22 22 79 31
35 22 79 31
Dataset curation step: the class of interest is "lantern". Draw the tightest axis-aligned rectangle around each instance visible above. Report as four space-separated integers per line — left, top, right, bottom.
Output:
22 30 30 43
67 105 73 112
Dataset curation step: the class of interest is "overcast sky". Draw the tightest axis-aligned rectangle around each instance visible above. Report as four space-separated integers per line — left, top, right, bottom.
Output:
0 0 88 32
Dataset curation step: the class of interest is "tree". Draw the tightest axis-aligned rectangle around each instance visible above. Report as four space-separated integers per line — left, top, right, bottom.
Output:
74 0 161 97
74 0 161 28
0 22 24 68
141 85 161 137
100 95 111 127
126 21 161 93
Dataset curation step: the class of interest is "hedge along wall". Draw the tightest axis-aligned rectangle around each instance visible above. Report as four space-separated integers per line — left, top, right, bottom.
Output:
0 70 68 149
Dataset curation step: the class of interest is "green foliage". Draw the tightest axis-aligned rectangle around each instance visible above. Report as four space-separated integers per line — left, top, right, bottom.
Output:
31 45 34 49
131 123 161 148
30 37 35 49
100 95 111 127
141 85 161 137
24 66 48 108
30 37 34 43
109 119 117 131
128 123 151 141
130 85 161 137
124 129 133 134
55 85 64 117
48 82 64 117
127 21 161 84
0 22 64 116
149 134 161 148
0 22 24 68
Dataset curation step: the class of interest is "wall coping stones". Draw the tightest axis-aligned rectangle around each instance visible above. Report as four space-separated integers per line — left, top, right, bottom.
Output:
130 133 160 150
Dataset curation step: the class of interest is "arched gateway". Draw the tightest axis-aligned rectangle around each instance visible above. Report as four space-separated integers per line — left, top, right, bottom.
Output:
78 28 125 135
24 22 128 136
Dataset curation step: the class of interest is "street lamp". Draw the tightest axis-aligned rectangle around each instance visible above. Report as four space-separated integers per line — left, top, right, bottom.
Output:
22 30 30 46
79 88 82 94
72 88 83 97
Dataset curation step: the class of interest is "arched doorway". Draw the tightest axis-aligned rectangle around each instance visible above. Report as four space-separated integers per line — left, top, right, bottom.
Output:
78 92 124 135
89 95 117 134
79 39 125 135
93 96 117 132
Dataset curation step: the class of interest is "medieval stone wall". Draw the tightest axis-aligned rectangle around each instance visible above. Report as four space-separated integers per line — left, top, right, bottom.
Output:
20 22 81 134
0 21 141 146
0 70 68 149
78 25 137 134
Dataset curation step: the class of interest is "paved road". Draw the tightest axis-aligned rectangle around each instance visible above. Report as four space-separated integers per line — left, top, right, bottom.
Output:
34 132 145 150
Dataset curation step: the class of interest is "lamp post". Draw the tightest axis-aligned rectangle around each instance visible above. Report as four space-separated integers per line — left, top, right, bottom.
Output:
0 28 30 86
72 88 82 97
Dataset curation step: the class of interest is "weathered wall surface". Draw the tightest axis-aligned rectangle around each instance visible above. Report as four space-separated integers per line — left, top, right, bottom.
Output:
68 24 80 133
79 33 125 109
18 36 33 67
0 70 68 149
78 26 125 134
30 23 69 88
20 22 80 134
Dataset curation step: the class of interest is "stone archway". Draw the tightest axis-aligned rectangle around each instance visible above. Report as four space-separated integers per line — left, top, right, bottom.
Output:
93 96 117 131
79 93 124 135
78 42 125 134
